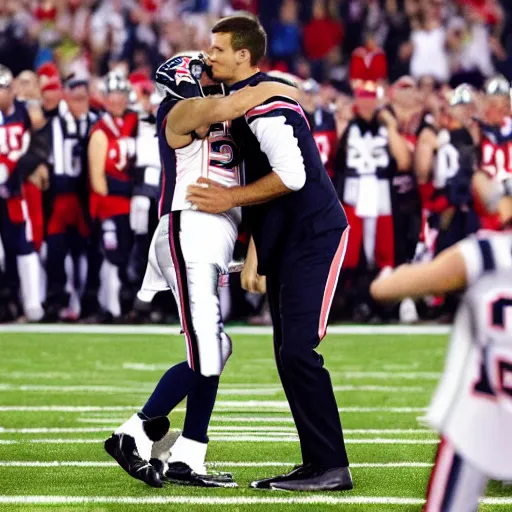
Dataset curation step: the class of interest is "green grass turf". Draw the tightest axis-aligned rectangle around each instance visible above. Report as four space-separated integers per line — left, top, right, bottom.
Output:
0 330 509 511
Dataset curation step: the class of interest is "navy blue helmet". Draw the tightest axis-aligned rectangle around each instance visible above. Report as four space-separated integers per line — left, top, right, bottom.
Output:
155 52 224 100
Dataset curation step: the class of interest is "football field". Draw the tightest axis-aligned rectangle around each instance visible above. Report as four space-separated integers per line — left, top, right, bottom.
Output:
0 324 511 511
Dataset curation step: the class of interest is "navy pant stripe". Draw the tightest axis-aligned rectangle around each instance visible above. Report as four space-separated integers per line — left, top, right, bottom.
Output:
168 211 201 372
440 453 462 511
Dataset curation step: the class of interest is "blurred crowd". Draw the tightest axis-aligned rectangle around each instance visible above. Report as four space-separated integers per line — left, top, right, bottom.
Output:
0 0 511 324
2 0 511 88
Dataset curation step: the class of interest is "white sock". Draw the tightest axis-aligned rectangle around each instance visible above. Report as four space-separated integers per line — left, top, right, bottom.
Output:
99 260 121 317
167 435 207 474
17 253 43 321
63 254 80 319
115 413 152 461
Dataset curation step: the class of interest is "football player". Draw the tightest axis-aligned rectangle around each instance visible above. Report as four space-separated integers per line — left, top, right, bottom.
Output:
42 75 97 320
104 52 297 488
88 72 140 320
473 75 512 231
0 64 44 322
300 78 338 180
370 187 512 512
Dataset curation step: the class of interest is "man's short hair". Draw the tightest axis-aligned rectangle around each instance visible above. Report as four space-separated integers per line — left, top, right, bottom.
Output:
212 15 267 66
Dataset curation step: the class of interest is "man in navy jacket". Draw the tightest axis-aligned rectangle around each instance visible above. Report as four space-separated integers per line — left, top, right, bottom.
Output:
187 15 352 492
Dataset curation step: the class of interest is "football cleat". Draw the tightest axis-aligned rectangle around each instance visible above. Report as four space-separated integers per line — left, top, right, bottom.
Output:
104 433 163 488
164 461 238 488
104 413 170 488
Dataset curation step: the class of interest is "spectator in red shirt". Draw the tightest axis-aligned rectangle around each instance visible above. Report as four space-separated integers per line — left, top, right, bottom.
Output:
303 0 343 82
349 31 388 90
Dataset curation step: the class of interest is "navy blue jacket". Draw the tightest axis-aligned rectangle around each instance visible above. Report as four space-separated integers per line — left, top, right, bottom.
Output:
230 72 348 274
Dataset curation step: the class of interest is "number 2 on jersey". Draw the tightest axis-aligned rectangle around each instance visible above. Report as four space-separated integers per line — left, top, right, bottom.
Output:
473 293 512 398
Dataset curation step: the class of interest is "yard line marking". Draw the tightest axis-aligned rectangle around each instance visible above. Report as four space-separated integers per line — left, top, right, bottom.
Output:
0 384 151 394
0 406 137 412
0 405 428 413
0 461 434 468
0 426 435 435
0 324 451 335
1 496 510 506
337 372 441 380
0 437 440 444
124 365 442 380
207 427 434 434
0 496 426 505
77 418 135 424
0 427 116 434
213 415 431 424
0 372 74 380
0 384 426 394
72 419 436 434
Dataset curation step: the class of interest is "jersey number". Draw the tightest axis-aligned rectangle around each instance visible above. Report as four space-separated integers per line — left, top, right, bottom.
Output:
54 140 82 178
208 137 241 183
473 294 512 398
435 143 459 188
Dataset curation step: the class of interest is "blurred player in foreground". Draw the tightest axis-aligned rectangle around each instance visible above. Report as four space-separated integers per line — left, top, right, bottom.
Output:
104 52 297 489
371 184 512 511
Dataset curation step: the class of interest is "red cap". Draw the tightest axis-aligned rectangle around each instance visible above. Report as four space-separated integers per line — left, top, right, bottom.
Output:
129 71 153 95
354 81 379 98
37 62 62 92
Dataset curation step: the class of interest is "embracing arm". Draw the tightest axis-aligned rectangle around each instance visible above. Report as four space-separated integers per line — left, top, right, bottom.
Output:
231 172 291 206
233 111 307 205
186 105 307 213
166 81 299 136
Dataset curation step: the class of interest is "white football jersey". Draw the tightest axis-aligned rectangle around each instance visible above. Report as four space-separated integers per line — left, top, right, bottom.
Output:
426 232 512 479
171 121 242 219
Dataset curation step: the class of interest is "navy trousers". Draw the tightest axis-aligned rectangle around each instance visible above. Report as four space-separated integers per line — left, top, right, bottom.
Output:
266 226 350 468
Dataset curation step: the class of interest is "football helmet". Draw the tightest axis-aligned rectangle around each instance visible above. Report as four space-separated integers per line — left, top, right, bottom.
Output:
155 52 224 100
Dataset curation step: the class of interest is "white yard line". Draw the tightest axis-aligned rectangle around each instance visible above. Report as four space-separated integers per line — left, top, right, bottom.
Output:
0 496 425 505
338 372 441 380
0 324 451 335
0 383 426 394
0 496 510 506
122 364 442 380
0 461 434 468
78 415 428 425
0 406 137 412
0 405 427 413
0 426 434 434
77 418 140 424
0 437 440 444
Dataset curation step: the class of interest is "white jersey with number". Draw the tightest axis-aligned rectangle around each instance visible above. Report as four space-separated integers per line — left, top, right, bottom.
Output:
426 232 512 480
171 121 242 217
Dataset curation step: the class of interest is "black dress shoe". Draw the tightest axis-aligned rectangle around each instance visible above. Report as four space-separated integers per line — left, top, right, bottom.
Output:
250 463 314 489
270 466 353 492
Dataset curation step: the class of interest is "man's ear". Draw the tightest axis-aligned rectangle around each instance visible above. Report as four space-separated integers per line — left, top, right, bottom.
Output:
236 49 251 65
